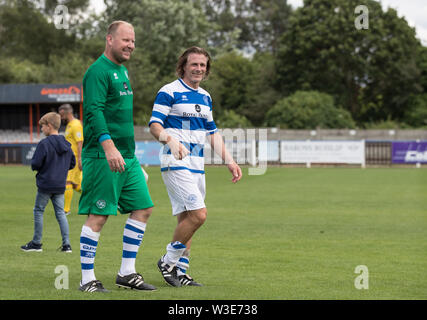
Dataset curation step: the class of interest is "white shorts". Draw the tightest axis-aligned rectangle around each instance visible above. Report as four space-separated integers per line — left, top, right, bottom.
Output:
161 169 206 216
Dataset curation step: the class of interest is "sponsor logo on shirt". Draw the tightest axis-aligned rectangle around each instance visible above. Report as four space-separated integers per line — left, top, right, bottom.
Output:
182 111 208 119
182 104 207 118
119 89 133 96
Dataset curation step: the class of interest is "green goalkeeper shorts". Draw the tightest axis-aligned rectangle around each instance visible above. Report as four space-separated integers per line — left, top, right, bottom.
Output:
78 156 153 216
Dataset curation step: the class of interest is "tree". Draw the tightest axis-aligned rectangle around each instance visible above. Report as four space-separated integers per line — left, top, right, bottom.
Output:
103 0 211 78
195 0 251 54
275 0 422 125
203 50 281 127
215 109 252 128
0 58 46 83
417 45 427 92
264 91 356 129
126 50 167 126
196 0 292 54
98 0 214 125
203 51 255 125
36 0 89 16
404 94 427 128
0 0 77 64
246 0 292 53
43 51 93 83
244 52 282 125
403 45 427 127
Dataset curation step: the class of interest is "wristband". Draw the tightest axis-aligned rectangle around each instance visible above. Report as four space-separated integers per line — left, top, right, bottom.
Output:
98 133 111 143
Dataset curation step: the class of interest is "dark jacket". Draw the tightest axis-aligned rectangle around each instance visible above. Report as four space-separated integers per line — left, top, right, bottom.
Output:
31 135 76 194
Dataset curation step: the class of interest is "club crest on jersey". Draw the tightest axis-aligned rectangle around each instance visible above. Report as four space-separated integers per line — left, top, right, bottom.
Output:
187 194 197 204
203 95 209 105
123 82 128 90
96 199 106 209
195 104 201 113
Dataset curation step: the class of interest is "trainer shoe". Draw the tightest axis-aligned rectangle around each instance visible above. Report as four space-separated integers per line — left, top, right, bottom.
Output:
58 244 72 253
116 273 156 291
179 274 203 286
21 241 42 252
79 280 109 293
157 258 181 287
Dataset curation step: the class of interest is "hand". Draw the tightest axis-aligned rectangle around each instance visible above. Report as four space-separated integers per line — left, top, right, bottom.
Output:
167 136 190 160
101 139 126 172
227 160 242 183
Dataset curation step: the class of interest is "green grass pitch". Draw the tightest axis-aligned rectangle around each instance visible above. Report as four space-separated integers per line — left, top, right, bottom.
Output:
0 165 426 300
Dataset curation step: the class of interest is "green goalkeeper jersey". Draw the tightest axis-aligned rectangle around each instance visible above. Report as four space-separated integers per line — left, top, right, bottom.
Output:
82 54 135 159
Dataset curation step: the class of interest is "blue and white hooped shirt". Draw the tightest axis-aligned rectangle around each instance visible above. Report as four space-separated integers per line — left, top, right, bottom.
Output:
149 78 218 174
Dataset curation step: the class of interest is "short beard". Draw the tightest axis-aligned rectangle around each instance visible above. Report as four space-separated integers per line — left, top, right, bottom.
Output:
112 49 129 63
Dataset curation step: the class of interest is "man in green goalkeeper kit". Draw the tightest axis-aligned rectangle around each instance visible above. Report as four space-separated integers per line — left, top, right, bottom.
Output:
78 21 156 293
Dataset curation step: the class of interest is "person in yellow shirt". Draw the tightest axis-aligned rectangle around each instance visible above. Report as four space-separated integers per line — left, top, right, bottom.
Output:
58 104 83 215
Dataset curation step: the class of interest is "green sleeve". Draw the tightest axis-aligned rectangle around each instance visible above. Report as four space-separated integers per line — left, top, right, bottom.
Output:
83 68 110 141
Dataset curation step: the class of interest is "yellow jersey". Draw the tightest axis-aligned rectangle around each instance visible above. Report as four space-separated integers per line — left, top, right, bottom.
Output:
65 118 83 159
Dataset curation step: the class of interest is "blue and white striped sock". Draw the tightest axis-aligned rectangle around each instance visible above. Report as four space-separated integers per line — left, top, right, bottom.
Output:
176 250 190 276
80 225 100 285
163 241 187 267
119 218 145 276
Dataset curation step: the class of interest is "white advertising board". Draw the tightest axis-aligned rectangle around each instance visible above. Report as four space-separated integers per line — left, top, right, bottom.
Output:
280 140 365 165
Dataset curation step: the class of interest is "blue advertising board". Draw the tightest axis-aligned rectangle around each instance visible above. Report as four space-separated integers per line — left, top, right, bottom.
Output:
135 141 162 165
391 141 427 163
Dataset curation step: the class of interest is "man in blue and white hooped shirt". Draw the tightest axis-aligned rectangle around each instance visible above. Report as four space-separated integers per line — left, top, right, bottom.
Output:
149 46 242 287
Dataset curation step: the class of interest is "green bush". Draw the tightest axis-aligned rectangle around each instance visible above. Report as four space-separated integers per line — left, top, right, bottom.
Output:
404 93 427 127
215 109 253 128
264 91 356 129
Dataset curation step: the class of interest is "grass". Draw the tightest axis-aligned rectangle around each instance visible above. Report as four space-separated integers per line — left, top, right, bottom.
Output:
0 165 426 300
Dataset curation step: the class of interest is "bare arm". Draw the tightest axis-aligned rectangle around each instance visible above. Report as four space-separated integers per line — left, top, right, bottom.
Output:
208 131 242 183
77 141 83 171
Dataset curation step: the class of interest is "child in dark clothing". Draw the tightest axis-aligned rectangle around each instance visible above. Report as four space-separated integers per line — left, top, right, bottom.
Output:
21 112 76 252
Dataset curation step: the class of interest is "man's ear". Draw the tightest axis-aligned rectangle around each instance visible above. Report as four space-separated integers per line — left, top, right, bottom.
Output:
106 34 113 46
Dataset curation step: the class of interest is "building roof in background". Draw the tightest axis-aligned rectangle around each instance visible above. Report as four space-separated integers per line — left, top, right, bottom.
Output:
0 83 82 104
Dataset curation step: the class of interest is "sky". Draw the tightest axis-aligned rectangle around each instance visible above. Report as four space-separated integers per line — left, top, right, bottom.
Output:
90 0 427 45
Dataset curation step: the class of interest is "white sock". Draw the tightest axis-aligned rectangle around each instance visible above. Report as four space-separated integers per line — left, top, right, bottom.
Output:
163 241 186 267
80 225 100 285
119 218 146 276
176 249 190 276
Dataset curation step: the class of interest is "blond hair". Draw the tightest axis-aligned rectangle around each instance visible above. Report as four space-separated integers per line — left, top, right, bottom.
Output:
39 112 61 130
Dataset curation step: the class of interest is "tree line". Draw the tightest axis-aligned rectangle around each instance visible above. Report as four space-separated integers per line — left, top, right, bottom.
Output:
1 0 426 129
